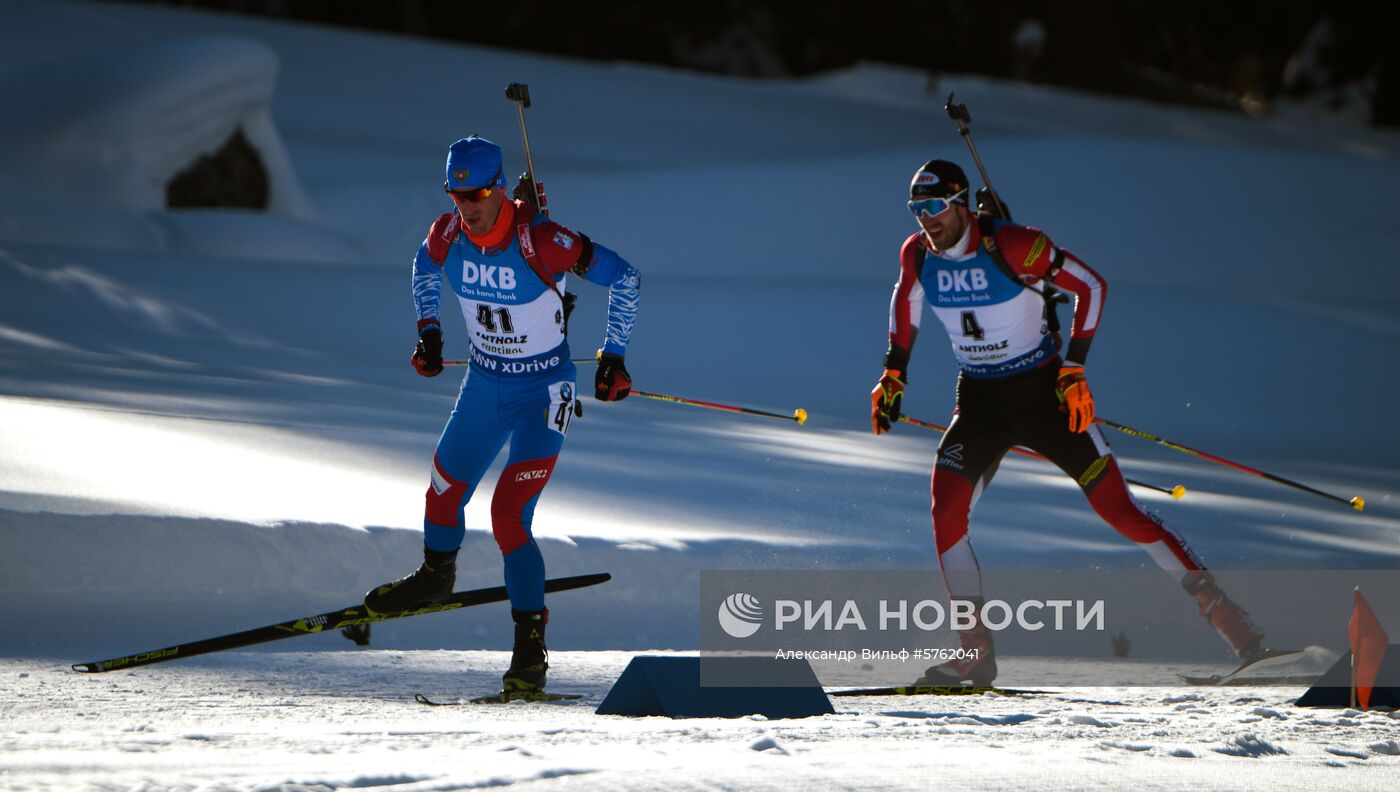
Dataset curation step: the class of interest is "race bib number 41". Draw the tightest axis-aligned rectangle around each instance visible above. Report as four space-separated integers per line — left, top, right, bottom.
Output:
547 380 577 436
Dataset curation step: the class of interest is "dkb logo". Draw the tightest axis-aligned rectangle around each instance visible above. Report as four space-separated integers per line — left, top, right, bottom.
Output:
461 261 517 289
717 593 764 638
936 268 988 292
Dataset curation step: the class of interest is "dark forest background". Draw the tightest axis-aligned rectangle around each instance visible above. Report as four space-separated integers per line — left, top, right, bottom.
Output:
122 1 1400 126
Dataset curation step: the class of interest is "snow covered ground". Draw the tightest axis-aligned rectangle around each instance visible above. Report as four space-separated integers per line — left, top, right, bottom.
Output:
2 1 1399 789
6 651 1400 792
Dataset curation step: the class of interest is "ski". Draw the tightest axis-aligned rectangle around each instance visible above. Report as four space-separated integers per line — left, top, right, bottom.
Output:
414 692 584 706
1178 648 1306 686
1179 673 1321 687
71 572 612 673
829 685 1044 697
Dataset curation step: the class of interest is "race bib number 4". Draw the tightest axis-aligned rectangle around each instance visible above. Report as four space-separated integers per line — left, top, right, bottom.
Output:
547 380 577 436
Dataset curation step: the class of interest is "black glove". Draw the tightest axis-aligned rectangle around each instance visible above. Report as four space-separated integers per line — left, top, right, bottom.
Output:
412 325 443 377
595 351 631 401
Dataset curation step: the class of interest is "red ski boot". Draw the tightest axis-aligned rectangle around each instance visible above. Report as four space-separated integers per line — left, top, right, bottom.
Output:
914 601 998 686
1182 571 1265 660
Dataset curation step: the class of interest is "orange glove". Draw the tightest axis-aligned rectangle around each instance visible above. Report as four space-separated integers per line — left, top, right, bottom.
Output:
1055 365 1094 433
870 369 905 434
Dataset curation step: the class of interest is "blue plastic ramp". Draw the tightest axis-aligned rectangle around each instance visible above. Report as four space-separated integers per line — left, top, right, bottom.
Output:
596 655 834 718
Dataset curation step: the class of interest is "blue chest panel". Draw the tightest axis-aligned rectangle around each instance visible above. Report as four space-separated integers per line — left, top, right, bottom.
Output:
920 247 1024 309
919 243 1056 380
440 226 570 375
445 233 556 306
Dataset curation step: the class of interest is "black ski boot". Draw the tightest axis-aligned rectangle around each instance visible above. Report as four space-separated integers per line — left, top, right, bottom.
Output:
363 547 457 615
500 608 549 699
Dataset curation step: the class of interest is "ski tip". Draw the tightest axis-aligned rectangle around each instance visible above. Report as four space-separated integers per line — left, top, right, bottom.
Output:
72 663 98 673
1179 647 1308 685
416 693 470 706
576 572 610 585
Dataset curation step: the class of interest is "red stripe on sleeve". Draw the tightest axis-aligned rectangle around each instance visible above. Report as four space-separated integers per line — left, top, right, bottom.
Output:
889 233 925 348
1051 249 1106 338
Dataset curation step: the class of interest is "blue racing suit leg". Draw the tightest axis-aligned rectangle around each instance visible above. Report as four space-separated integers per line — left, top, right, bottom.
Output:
491 367 577 611
423 370 509 553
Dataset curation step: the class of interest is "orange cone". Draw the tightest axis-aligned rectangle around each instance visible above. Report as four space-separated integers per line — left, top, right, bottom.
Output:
1349 588 1390 711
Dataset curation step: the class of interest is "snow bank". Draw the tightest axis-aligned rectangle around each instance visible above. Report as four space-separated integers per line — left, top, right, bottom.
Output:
0 35 308 214
0 32 367 262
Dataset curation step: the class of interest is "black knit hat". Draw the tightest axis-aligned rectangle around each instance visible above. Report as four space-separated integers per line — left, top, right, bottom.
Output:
910 159 970 204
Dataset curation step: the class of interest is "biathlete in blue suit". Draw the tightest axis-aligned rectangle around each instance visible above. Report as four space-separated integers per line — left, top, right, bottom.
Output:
364 136 639 697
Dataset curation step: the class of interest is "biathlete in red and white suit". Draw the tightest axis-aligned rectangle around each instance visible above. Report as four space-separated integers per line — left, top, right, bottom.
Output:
870 159 1266 686
365 136 639 698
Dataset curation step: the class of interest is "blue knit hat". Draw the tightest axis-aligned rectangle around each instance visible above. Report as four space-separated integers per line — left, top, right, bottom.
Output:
444 136 506 190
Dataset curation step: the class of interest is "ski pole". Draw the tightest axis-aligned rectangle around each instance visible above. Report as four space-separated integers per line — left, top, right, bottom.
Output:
945 92 1009 219
505 82 546 214
632 389 808 425
1093 417 1364 511
899 415 1185 499
439 361 807 425
443 358 595 366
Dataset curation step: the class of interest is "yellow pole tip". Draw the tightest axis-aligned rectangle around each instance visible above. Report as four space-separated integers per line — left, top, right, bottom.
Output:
1351 496 1365 512
1170 485 1187 500
794 408 808 426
